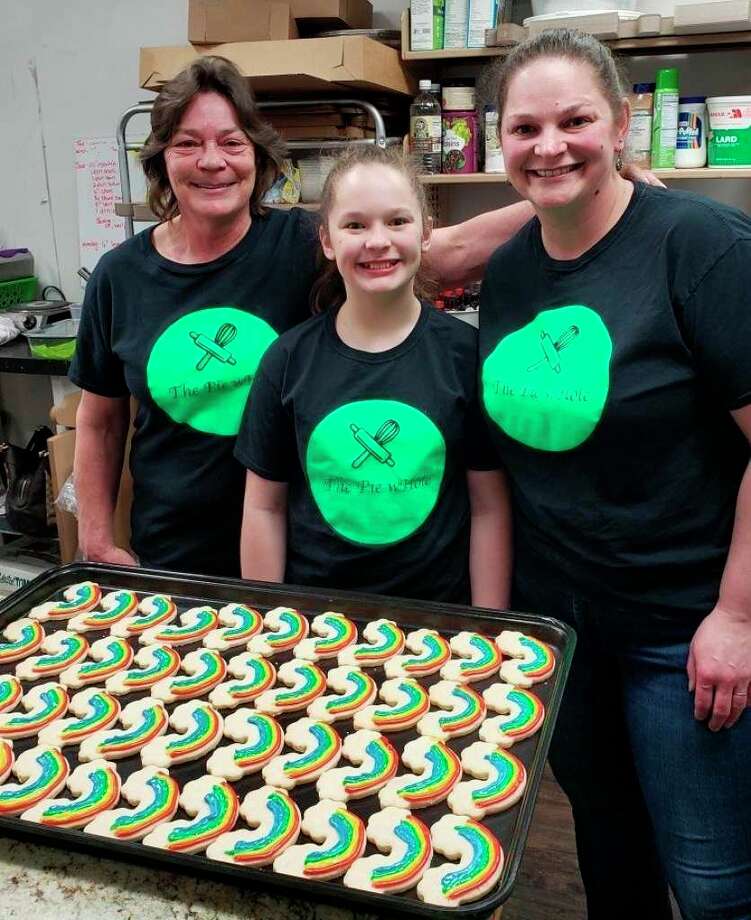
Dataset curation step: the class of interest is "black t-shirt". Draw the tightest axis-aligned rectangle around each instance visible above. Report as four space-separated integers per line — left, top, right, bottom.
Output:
234 303 498 603
69 208 318 577
479 183 751 616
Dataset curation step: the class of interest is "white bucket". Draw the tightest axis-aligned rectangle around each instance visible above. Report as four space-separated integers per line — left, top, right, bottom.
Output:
706 96 751 168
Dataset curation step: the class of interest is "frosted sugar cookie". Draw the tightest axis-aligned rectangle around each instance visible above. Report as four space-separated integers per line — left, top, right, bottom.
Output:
274 799 366 880
205 785 300 867
84 766 179 841
307 667 377 724
0 676 23 714
142 775 239 854
343 807 432 894
0 683 69 739
254 659 326 715
208 653 275 710
59 637 134 689
448 742 526 819
417 814 503 906
378 736 462 810
105 644 181 696
416 681 486 741
150 649 227 703
29 581 101 622
316 730 399 802
139 606 218 647
67 590 139 633
206 711 284 781
480 683 545 748
38 688 120 747
293 612 357 661
21 759 120 828
0 745 69 816
203 603 263 651
337 619 405 669
140 700 223 767
440 632 503 684
16 631 88 681
497 631 556 687
0 618 44 664
78 697 168 762
262 718 341 789
246 607 309 656
384 629 451 679
0 739 13 783
110 594 177 638
353 677 429 733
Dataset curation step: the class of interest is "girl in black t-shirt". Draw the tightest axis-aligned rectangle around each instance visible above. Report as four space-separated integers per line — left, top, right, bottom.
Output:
235 146 511 606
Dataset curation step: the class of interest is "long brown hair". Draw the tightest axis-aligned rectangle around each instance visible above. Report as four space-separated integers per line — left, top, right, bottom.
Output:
311 145 434 314
140 55 287 221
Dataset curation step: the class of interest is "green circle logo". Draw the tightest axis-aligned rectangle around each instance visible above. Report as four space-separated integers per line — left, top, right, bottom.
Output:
146 307 278 436
482 304 612 452
306 399 446 546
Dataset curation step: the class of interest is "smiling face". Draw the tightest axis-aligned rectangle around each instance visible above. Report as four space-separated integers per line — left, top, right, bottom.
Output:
164 91 256 227
500 56 628 214
319 163 431 301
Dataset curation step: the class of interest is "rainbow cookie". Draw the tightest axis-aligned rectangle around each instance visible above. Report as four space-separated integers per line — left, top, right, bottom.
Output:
16 631 89 681
110 594 177 638
105 644 181 697
0 618 45 664
83 766 179 841
208 653 276 710
416 681 486 741
0 676 23 714
139 606 219 647
246 607 309 656
67 590 139 633
353 677 430 733
150 649 227 703
448 742 527 819
29 581 102 622
38 688 121 747
293 612 358 661
378 737 462 810
337 619 405 669
205 785 301 867
142 775 239 854
59 637 134 689
316 730 399 802
343 807 432 894
480 683 545 748
0 745 70 816
203 603 263 651
254 659 326 715
307 667 377 724
0 739 13 783
78 697 168 762
384 629 452 679
497 631 556 687
440 632 503 684
206 711 284 781
417 814 504 906
273 799 366 880
21 759 121 828
262 718 342 789
0 683 69 739
140 700 223 767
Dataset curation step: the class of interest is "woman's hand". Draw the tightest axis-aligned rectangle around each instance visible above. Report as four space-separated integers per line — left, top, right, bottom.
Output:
621 163 666 188
82 543 138 567
687 604 751 730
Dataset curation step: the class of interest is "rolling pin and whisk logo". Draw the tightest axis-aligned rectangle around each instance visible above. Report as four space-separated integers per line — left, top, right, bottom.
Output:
527 325 580 374
189 322 238 372
350 419 400 469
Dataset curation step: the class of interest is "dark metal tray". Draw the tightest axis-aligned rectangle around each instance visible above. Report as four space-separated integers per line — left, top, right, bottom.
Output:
0 563 575 919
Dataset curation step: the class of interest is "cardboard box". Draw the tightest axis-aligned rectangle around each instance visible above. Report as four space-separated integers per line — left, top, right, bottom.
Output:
189 0 298 44
290 0 372 30
140 36 415 96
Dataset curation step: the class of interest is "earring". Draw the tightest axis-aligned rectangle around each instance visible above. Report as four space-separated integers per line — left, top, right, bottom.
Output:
615 153 624 172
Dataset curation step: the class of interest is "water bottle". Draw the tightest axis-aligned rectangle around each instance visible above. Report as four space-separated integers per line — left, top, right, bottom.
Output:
410 79 442 175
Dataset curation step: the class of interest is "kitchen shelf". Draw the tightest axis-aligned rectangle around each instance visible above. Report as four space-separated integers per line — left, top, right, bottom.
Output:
419 169 751 183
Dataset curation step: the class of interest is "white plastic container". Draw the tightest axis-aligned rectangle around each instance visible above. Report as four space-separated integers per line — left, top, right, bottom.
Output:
706 96 751 167
297 157 336 203
675 97 707 168
484 107 505 173
530 0 636 15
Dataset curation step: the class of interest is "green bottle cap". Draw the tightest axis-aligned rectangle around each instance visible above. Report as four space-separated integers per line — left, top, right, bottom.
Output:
655 67 679 92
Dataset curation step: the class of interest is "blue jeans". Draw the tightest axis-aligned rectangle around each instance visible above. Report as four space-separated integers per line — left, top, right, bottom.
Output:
513 575 751 920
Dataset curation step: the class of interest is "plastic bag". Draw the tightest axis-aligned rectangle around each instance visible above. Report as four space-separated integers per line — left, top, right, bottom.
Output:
55 471 78 517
